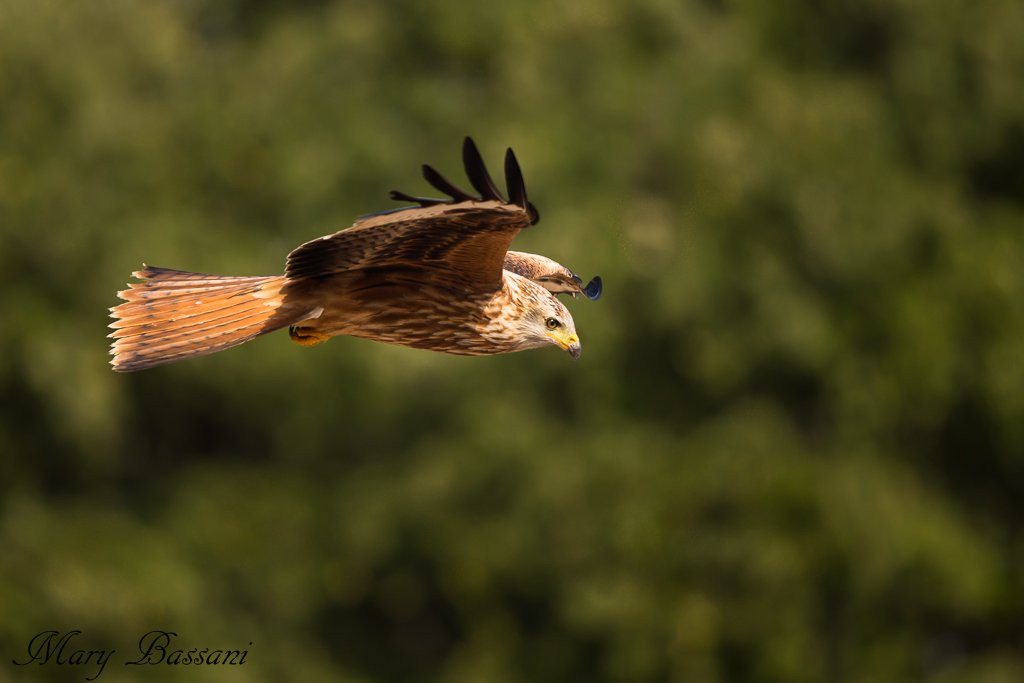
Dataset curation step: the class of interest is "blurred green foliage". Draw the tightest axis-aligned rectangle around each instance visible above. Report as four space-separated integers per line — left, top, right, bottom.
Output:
2 0 1024 681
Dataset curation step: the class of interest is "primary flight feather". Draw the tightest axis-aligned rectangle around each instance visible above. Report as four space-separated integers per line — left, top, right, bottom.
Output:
109 137 602 372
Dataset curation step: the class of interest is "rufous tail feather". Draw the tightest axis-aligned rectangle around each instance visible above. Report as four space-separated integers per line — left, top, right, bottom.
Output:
109 266 312 372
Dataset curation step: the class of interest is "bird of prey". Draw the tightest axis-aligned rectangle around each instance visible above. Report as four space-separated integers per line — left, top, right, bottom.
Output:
109 138 601 372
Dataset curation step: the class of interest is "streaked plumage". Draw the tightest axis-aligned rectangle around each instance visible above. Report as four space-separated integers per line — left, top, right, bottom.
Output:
109 138 601 372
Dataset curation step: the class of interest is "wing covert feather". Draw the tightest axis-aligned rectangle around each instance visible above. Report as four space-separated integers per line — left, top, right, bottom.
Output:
285 203 531 292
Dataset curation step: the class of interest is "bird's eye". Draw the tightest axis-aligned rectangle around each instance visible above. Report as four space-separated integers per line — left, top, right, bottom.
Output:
545 317 560 330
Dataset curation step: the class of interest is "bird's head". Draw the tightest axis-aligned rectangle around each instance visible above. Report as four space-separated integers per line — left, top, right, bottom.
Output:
492 273 582 359
529 291 581 359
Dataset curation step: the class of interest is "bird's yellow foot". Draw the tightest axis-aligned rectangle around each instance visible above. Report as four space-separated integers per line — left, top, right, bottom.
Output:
289 325 330 346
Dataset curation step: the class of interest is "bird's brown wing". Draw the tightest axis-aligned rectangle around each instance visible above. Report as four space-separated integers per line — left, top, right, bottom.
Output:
503 251 603 300
285 138 538 293
286 202 530 293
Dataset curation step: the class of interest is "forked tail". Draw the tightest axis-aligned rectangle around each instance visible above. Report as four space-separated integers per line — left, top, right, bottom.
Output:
109 266 307 372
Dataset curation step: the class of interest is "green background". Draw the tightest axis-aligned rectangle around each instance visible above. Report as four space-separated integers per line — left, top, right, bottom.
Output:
2 0 1023 681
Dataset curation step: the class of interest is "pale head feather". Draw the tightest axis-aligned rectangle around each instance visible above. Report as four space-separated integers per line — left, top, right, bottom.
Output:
481 272 578 353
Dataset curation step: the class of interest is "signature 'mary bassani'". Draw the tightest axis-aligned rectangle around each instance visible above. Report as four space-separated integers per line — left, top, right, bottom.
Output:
109 138 601 371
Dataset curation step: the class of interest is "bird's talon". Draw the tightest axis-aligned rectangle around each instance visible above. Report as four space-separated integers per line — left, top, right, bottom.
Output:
289 326 329 346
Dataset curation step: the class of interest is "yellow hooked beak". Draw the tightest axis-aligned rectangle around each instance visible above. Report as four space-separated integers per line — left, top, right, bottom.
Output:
546 330 582 359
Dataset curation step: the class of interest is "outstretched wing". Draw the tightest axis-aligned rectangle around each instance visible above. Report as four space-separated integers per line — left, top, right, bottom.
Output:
503 251 603 300
286 138 538 294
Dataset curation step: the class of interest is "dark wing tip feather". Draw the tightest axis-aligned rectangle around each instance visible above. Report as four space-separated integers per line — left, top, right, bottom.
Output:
503 148 539 225
388 138 540 225
422 164 475 202
526 201 540 224
583 276 603 301
504 148 528 208
388 190 447 207
462 137 505 201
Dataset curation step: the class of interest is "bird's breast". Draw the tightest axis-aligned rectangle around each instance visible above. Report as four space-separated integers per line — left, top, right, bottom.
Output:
301 275 517 355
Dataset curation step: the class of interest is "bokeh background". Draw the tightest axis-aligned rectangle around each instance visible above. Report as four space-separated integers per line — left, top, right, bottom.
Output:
2 0 1024 681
